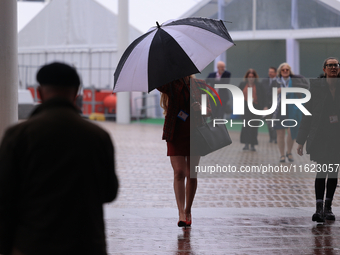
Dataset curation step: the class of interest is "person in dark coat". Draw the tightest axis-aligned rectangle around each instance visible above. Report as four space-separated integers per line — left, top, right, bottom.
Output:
239 69 267 151
261 67 277 143
0 62 119 255
271 63 309 163
206 61 231 118
297 57 340 223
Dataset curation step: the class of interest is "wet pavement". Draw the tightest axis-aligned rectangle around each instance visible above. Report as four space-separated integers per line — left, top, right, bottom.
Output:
96 121 340 255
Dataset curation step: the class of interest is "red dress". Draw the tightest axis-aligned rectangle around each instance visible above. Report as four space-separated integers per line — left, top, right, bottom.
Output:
167 87 190 156
157 78 211 156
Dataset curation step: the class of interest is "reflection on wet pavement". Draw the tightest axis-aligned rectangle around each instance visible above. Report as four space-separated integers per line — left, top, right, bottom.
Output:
96 122 340 254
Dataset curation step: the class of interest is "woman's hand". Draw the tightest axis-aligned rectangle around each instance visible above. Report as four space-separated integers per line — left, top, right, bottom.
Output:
277 88 281 94
191 101 201 111
297 144 304 156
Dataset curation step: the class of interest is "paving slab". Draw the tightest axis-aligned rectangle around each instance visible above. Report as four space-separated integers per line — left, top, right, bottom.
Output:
93 121 340 254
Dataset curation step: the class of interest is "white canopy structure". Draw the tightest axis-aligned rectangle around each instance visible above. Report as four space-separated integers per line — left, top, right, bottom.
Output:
17 1 45 32
17 0 205 119
18 0 142 89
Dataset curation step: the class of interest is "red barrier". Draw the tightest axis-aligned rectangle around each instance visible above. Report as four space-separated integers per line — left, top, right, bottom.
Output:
27 86 41 103
82 88 115 115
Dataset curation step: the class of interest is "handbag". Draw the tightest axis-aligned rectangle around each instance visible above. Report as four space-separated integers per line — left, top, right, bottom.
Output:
184 78 232 156
191 117 232 156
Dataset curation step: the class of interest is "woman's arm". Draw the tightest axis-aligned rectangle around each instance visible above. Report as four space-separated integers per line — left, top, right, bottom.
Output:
296 87 313 145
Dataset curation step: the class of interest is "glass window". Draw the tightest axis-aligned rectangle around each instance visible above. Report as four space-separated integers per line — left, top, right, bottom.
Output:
189 0 340 31
297 0 340 28
256 0 292 30
224 0 253 31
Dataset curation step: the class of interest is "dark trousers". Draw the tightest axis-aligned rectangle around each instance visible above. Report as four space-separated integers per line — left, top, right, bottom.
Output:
266 118 277 142
315 158 339 200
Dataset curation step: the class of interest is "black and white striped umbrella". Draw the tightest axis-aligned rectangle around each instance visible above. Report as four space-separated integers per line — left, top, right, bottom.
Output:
113 17 234 93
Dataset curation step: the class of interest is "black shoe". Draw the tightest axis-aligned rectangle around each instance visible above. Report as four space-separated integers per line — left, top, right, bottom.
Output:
286 152 294 162
178 220 187 227
312 201 325 222
243 145 249 150
274 140 277 144
324 200 335 221
250 146 256 151
280 156 285 163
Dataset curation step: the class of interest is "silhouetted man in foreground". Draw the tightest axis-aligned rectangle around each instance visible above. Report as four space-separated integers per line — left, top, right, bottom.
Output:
0 62 118 255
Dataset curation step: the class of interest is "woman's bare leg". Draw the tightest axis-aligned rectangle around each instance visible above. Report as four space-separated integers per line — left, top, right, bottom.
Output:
170 156 187 222
286 128 294 154
184 156 200 219
276 129 285 157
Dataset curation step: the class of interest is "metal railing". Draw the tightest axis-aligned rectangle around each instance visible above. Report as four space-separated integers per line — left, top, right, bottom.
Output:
134 93 161 121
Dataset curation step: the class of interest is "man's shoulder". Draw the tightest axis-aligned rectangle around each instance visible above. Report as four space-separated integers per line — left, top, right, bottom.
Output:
222 70 231 77
291 74 304 79
59 113 111 139
261 77 270 84
207 72 216 78
81 118 111 137
309 78 327 88
291 74 308 83
1 119 34 145
6 111 109 142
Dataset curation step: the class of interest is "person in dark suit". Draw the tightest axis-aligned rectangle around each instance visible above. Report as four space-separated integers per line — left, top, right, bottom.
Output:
207 61 231 81
0 62 119 255
206 61 231 118
261 67 277 143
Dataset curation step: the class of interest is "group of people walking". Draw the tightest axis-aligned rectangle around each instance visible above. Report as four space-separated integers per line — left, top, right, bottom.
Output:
237 58 340 222
238 63 309 163
205 61 311 163
157 57 340 227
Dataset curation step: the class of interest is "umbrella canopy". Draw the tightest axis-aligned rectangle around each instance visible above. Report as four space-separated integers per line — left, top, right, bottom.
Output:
113 17 235 93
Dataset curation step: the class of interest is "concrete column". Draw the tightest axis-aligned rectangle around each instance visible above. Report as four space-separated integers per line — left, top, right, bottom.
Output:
214 0 226 70
286 38 300 74
291 0 298 29
252 0 257 31
116 0 130 124
0 1 18 140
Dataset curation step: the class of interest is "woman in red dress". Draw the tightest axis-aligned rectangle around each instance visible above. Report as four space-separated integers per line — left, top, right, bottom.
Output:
158 76 211 227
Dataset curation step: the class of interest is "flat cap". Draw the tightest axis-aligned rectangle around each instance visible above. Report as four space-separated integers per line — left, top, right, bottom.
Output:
36 62 80 88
